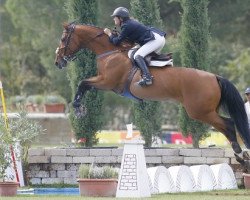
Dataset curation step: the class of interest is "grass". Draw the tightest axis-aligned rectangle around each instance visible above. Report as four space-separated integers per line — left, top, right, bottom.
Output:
1 189 250 200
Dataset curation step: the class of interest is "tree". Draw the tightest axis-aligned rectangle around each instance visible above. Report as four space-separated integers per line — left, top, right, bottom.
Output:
224 48 250 94
65 0 104 147
3 0 70 99
130 0 163 147
179 0 210 148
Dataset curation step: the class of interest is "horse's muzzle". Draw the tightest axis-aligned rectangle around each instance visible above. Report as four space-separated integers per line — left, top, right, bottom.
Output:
55 59 67 69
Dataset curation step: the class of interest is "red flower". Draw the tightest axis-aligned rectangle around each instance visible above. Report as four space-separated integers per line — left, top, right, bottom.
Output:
77 138 86 143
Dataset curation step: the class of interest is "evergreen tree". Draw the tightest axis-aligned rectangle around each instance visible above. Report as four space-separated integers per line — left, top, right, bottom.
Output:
130 0 163 147
179 0 210 148
65 0 104 147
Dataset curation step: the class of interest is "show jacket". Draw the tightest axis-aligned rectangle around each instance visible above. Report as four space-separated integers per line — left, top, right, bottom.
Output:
109 19 166 46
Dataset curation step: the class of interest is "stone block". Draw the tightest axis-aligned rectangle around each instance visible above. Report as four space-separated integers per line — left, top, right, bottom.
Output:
72 156 95 163
28 156 50 163
29 178 41 185
206 157 229 164
64 178 78 184
28 148 45 156
66 149 90 156
224 149 234 158
33 170 50 178
42 178 64 184
90 149 112 156
117 156 123 163
201 148 224 157
57 170 76 178
184 157 206 164
156 148 179 156
50 171 57 178
94 156 117 163
42 164 51 171
50 164 65 171
28 164 40 171
231 157 240 164
51 156 72 163
179 149 201 157
26 170 36 178
45 149 66 156
145 156 161 164
112 148 123 156
144 148 157 156
66 164 78 171
162 156 184 164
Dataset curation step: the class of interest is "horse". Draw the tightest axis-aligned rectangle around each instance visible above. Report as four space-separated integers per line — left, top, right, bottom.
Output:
54 22 250 171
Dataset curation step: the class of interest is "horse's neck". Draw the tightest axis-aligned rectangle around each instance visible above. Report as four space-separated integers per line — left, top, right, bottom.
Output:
76 25 117 55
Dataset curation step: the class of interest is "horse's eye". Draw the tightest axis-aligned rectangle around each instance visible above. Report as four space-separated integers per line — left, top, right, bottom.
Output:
61 37 65 42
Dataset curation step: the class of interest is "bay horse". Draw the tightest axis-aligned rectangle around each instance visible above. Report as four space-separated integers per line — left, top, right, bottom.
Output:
54 23 250 170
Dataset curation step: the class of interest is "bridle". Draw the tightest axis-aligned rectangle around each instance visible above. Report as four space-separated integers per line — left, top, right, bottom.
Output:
56 23 105 63
56 23 77 62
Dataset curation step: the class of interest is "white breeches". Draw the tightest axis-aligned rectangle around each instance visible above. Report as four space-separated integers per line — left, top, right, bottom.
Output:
134 32 166 59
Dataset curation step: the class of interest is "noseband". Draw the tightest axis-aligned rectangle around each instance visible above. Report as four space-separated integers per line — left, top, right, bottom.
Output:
57 23 105 63
59 23 77 62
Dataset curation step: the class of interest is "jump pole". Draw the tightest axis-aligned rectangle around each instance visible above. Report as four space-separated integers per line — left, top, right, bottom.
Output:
0 80 20 184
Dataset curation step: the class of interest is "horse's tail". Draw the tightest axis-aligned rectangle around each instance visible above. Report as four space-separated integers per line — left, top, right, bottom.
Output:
217 76 250 148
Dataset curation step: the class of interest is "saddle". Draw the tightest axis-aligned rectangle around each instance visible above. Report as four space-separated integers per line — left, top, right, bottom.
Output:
145 52 173 67
128 48 173 67
117 50 173 102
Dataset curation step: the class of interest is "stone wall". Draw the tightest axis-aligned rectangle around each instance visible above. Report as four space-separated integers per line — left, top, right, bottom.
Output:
27 147 246 186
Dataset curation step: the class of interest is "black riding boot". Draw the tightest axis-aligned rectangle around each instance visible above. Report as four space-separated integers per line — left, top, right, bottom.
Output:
134 55 153 86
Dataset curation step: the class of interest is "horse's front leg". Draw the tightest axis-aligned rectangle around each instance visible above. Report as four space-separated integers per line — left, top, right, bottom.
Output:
72 80 91 118
72 75 104 118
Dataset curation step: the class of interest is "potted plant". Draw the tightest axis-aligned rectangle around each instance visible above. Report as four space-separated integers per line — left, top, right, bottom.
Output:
44 95 66 113
78 164 118 197
26 95 44 112
0 109 44 196
9 95 26 111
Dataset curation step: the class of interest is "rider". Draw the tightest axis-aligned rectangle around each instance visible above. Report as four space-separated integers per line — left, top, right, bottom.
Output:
104 7 166 86
245 87 250 129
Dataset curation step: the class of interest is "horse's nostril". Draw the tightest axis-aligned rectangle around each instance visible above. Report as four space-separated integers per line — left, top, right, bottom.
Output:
55 61 58 66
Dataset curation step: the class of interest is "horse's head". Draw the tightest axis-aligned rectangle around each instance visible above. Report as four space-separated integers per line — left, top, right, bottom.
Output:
55 23 79 69
55 23 134 69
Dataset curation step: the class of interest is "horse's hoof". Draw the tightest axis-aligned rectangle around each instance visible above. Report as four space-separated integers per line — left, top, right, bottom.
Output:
231 142 242 154
74 105 87 118
243 151 250 160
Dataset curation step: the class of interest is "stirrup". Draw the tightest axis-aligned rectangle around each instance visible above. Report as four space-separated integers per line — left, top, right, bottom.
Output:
137 77 153 86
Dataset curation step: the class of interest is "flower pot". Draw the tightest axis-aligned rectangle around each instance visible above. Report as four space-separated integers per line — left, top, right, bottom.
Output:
243 173 250 189
78 179 118 197
0 182 19 196
44 103 65 113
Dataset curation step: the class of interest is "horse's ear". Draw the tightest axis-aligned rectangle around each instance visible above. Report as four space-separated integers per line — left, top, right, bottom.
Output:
62 22 69 30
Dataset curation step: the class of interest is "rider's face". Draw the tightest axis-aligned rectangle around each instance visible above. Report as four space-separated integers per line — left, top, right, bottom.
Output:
114 17 121 26
246 93 250 102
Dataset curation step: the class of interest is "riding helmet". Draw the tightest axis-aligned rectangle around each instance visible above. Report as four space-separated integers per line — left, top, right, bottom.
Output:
111 7 129 18
245 87 250 94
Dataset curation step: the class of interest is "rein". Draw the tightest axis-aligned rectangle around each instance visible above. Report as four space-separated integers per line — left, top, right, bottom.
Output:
59 23 130 61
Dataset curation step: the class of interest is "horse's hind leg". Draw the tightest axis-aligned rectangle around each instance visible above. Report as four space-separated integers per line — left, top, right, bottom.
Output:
198 112 242 153
219 116 242 154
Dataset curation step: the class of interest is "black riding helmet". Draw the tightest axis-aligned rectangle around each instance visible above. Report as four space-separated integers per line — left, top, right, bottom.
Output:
245 87 250 94
111 7 129 18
